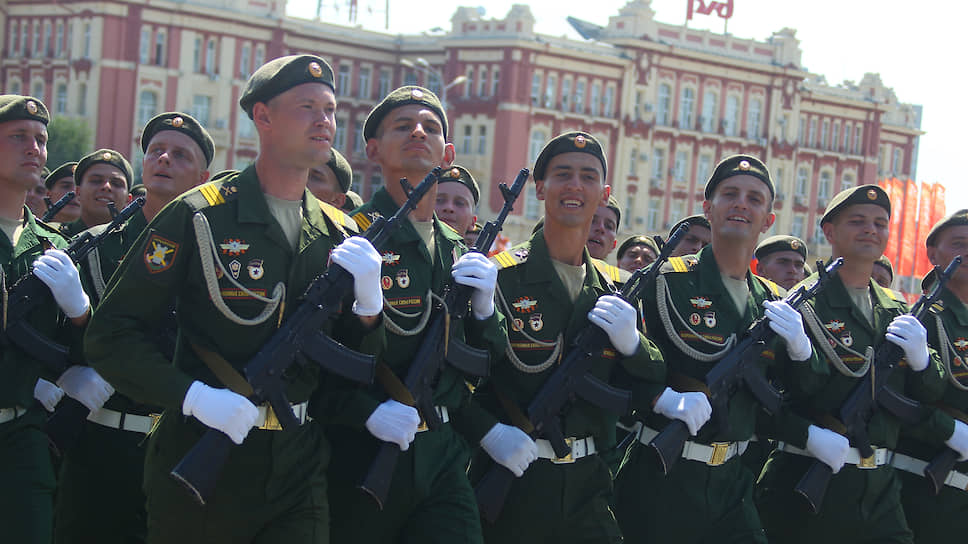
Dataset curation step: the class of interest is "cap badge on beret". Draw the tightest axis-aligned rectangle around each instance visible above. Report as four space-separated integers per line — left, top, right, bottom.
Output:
102 152 113 161
739 160 751 170
790 239 800 250
171 117 184 128
449 167 460 178
308 62 323 78
575 134 587 149
867 189 877 200
70 164 76 173
26 101 38 114
411 88 424 100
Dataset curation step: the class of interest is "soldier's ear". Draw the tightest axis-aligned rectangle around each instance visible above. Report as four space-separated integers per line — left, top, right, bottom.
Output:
252 102 271 131
441 143 456 167
600 185 611 207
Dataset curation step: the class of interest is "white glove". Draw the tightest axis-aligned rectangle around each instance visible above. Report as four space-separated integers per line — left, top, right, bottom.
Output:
587 295 640 357
330 236 383 317
33 378 64 412
945 420 968 461
763 300 812 361
32 249 90 318
451 252 497 320
652 387 712 436
56 365 115 412
480 423 538 477
885 315 930 371
181 381 259 445
805 425 850 473
365 399 421 451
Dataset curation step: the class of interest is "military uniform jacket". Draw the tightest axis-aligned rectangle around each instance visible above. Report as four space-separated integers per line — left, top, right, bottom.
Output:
473 230 666 449
638 246 824 444
327 187 506 445
59 218 89 239
779 271 945 450
1 208 76 408
85 165 384 413
897 284 968 466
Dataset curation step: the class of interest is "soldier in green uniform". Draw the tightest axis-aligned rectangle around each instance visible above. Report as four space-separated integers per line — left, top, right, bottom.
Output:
893 209 968 542
755 185 946 544
755 234 808 290
325 86 506 544
59 149 133 238
467 131 665 543
435 165 479 247
44 161 81 224
307 147 352 209
85 55 386 543
873 254 895 289
613 155 822 544
668 214 711 257
54 112 215 544
616 235 659 273
586 194 621 261
0 95 103 543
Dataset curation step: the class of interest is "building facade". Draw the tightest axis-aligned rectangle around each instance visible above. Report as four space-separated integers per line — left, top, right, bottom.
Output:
0 0 923 254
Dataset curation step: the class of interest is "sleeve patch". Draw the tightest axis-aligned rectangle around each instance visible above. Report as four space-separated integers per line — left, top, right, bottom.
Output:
144 233 179 274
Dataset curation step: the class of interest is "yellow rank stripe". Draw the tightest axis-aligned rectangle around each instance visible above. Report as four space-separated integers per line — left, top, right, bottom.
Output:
199 183 225 207
669 256 689 273
352 213 371 231
494 251 517 269
319 201 346 227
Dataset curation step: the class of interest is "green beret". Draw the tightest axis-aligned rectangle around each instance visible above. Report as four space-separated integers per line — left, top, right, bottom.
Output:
44 161 77 189
873 254 894 280
437 165 479 205
926 209 968 247
755 234 807 261
141 112 215 167
75 149 134 189
533 131 607 181
325 148 353 194
129 184 147 197
363 86 447 142
0 95 49 126
604 194 621 226
617 235 659 261
821 184 891 225
239 55 335 119
669 214 710 238
704 154 774 200
342 190 364 213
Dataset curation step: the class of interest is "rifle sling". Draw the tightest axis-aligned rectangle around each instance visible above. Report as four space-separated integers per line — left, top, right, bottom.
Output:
375 362 416 407
189 342 254 397
813 412 848 436
668 371 712 398
494 387 534 435
935 403 968 426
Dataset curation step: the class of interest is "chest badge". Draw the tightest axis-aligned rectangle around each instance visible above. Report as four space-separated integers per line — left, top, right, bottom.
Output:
247 259 264 280
512 318 525 332
396 269 410 288
382 251 401 266
690 297 712 309
512 297 538 313
144 234 179 274
825 320 846 334
840 331 853 347
690 313 702 326
704 311 717 328
229 259 242 279
220 239 249 256
381 275 393 290
514 248 530 260
529 313 544 332
954 338 968 352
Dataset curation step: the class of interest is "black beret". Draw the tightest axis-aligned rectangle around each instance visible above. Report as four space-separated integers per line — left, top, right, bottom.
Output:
926 209 968 247
239 55 335 119
129 184 147 197
704 154 774 200
75 149 134 189
141 112 215 167
755 234 807 261
821 184 891 225
605 194 621 226
669 214 710 238
437 165 479 205
363 86 447 142
617 235 659 261
873 254 894 280
342 190 364 213
0 95 49 125
533 131 607 181
325 148 353 194
44 161 77 189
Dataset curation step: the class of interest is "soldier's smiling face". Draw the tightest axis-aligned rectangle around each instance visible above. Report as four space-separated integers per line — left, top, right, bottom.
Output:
536 152 609 230
587 204 618 259
77 163 131 225
927 225 968 285
822 204 889 262
702 175 774 244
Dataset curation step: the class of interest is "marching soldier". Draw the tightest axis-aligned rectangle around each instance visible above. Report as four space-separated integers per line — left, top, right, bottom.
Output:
613 155 821 543
755 234 808 290
85 55 385 543
435 165 479 246
59 149 133 238
873 254 895 289
308 148 352 209
616 234 659 273
324 86 506 544
586 194 621 261
668 214 711 257
470 131 665 543
894 209 968 542
44 162 81 224
54 112 214 543
755 185 945 544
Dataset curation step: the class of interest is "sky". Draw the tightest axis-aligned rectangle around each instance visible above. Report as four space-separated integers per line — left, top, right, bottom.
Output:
286 0 967 211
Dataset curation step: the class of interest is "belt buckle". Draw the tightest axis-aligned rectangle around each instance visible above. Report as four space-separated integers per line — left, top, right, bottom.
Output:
858 451 877 469
260 405 283 431
551 437 575 464
708 442 730 466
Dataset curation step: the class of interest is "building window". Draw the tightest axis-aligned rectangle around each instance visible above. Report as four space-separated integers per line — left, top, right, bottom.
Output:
820 119 829 149
357 67 371 100
795 168 809 199
237 111 255 139
831 123 840 152
656 83 671 125
674 150 689 181
679 87 695 129
83 22 91 58
354 119 365 155
239 45 251 79
544 74 556 109
334 117 347 150
33 21 41 57
530 73 541 107
818 171 832 204
478 126 487 155
77 83 86 115
561 78 572 113
629 148 637 177
808 118 817 147
652 148 665 181
841 173 854 193
671 199 685 226
478 66 488 97
426 71 441 97
378 68 391 99
747 98 762 139
791 215 805 238
43 21 52 56
701 90 717 132
603 86 615 117
574 80 586 114
892 148 903 175
462 125 473 155
9 22 18 56
647 199 660 230
140 28 151 64
254 46 264 70
56 21 64 58
491 66 500 98
529 129 546 163
843 124 852 153
138 91 158 127
697 154 712 185
9 80 21 95
525 184 540 220
55 84 68 114
634 90 644 121
193 37 202 73
624 194 635 228
32 81 44 103
403 70 417 87
798 116 806 146
191 95 212 125
590 82 601 116
21 21 29 57
464 66 474 98
336 64 350 96
724 95 739 136
854 126 863 155
154 32 166 66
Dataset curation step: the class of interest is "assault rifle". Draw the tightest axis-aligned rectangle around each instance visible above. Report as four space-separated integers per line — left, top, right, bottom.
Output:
359 168 529 509
170 169 440 505
41 191 76 223
794 255 962 513
649 257 845 474
475 222 691 524
2 197 146 373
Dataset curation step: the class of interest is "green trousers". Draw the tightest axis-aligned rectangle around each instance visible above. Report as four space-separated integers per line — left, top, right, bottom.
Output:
755 452 913 544
898 467 968 543
0 410 55 544
54 421 148 543
613 442 767 544
327 423 483 544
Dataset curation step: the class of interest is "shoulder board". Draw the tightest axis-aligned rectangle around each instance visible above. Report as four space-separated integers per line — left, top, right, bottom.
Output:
930 300 945 314
34 218 65 237
438 220 462 239
878 284 903 302
319 201 358 234
659 255 698 274
351 209 381 232
753 274 783 297
591 258 628 284
183 174 240 211
491 244 530 269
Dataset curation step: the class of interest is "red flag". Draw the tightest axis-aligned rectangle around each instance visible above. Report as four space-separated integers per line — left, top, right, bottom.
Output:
914 183 934 277
898 179 919 279
884 178 903 264
931 183 947 228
